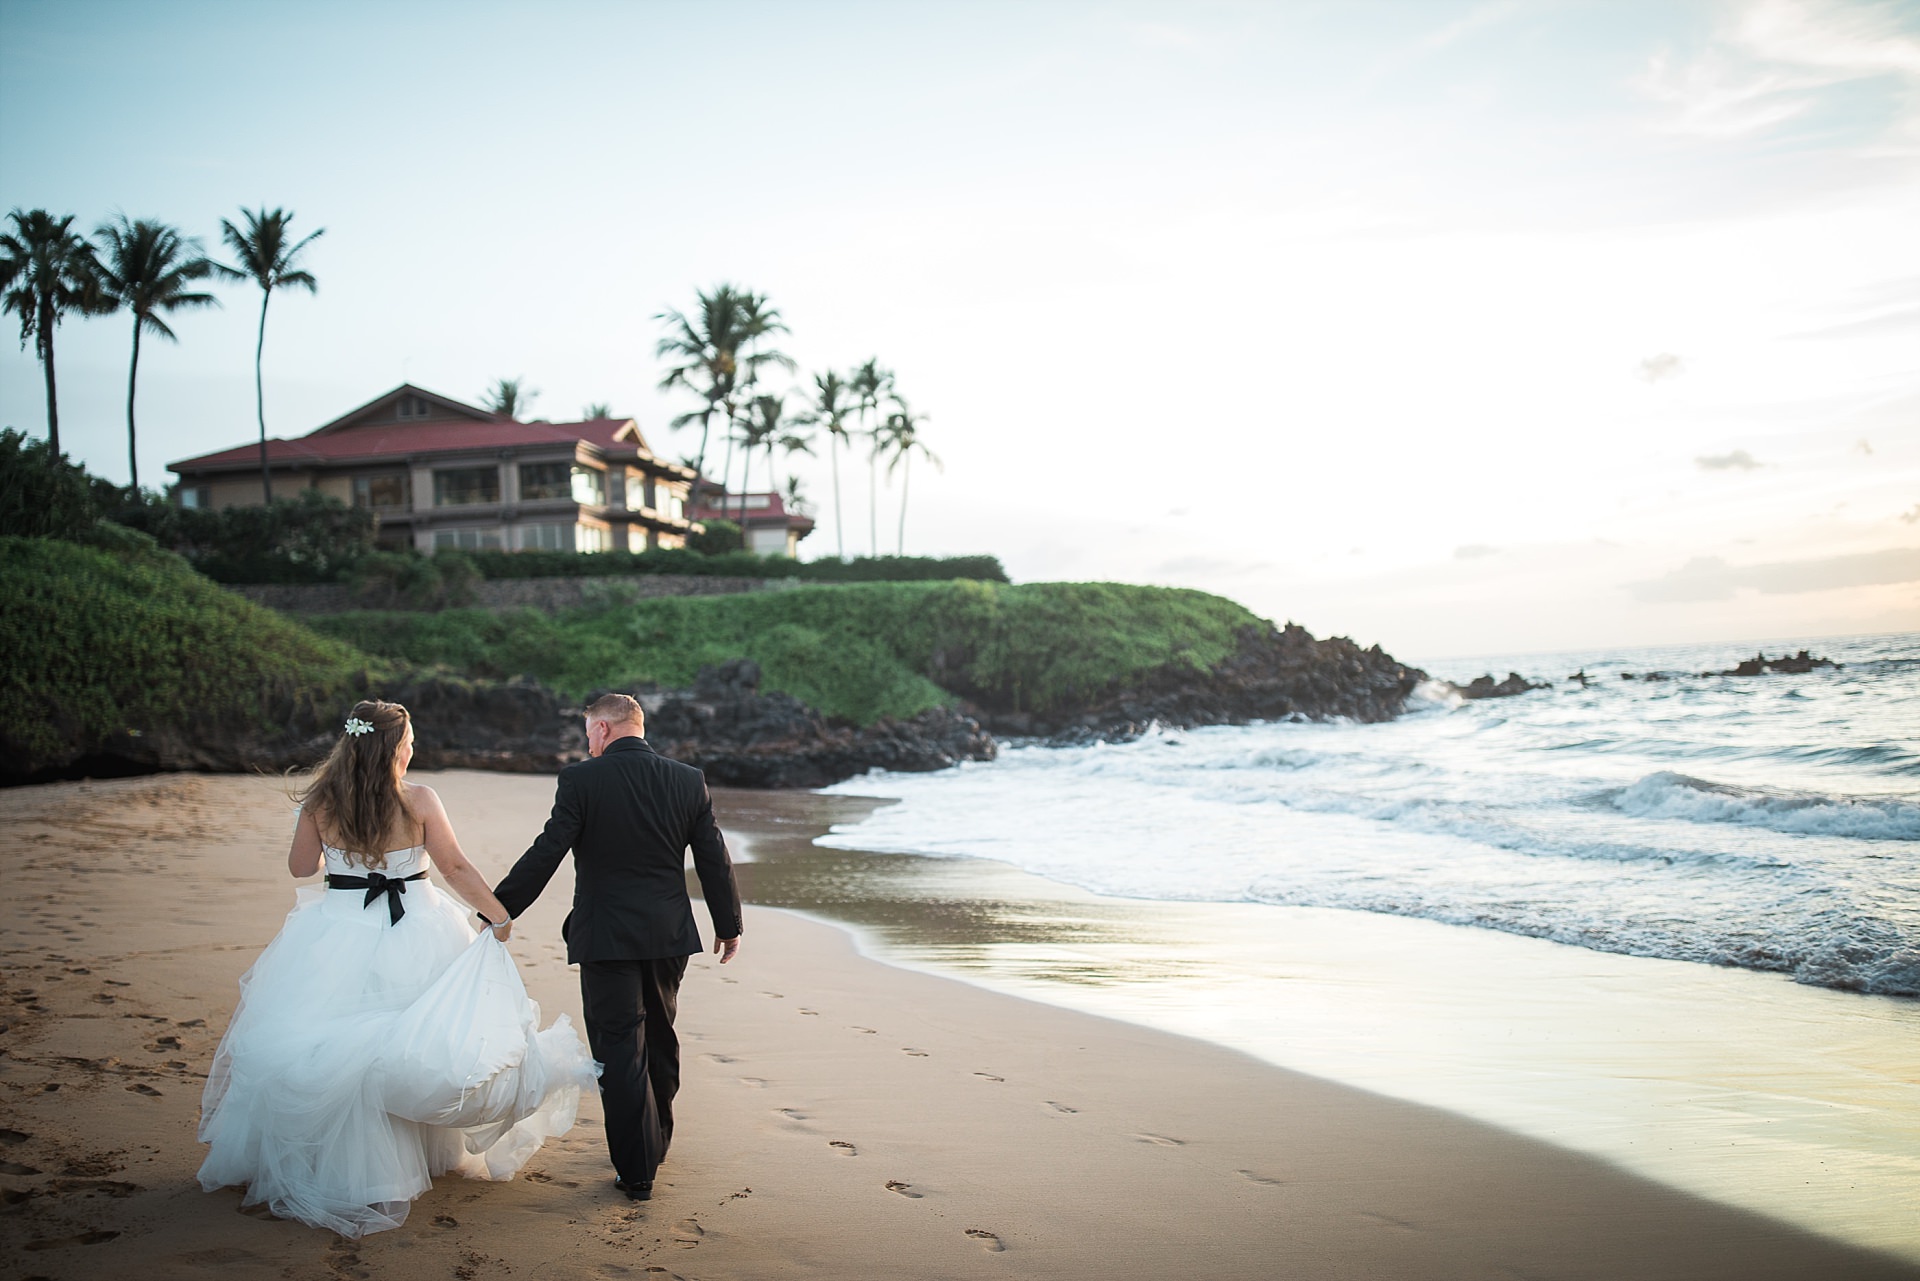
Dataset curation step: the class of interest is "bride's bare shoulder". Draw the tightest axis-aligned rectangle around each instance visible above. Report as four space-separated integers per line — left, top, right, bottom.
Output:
404 781 444 811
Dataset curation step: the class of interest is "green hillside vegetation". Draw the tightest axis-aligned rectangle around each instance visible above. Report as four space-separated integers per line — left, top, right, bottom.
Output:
311 580 1261 726
0 533 374 762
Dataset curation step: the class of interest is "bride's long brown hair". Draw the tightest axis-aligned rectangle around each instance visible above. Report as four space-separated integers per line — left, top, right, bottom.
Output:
296 699 417 868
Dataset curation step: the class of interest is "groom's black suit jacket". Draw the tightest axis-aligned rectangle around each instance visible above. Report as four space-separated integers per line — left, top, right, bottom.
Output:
494 736 743 964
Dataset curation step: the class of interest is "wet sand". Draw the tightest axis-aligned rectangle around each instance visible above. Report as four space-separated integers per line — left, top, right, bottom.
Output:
1 771 1914 1280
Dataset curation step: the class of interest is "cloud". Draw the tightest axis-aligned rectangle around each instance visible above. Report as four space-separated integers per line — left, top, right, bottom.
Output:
1638 353 1685 382
1857 438 1874 455
1696 450 1761 471
1636 0 1920 143
1902 504 1920 524
1786 305 1920 340
1627 546 1920 602
1454 544 1500 560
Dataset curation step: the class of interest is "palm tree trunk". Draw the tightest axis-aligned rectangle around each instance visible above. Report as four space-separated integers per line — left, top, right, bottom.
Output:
830 433 843 559
38 299 59 458
720 415 737 525
126 317 142 491
868 447 879 557
739 443 753 551
897 453 910 555
254 289 271 504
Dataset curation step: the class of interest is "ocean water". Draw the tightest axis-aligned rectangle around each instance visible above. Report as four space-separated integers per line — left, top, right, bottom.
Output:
819 631 1920 997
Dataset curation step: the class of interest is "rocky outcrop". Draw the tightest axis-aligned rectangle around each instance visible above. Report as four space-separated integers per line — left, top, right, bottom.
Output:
1724 650 1839 677
6 628 1422 787
967 623 1426 743
643 659 996 788
1449 671 1549 700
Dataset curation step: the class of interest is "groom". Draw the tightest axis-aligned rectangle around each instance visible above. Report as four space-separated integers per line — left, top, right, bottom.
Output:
491 692 742 1202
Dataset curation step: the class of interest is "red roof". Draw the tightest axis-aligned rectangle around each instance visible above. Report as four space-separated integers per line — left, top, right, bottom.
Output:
172 415 686 476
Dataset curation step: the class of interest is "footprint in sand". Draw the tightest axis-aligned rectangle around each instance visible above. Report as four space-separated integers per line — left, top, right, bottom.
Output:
901 1048 929 1057
973 1072 1004 1082
126 1083 162 1097
673 1218 704 1248
737 1077 767 1088
1132 1132 1182 1147
965 1228 1006 1252
761 991 784 999
433 1215 459 1228
797 1008 819 1016
885 1180 923 1199
0 1129 29 1145
828 1140 857 1156
700 1053 737 1065
1045 1101 1078 1114
0 1160 39 1176
850 1026 876 1034
1237 1169 1286 1186
778 1108 809 1122
25 1230 120 1251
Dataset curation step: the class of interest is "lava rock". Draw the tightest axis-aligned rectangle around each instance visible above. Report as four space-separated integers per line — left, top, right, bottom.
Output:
1451 671 1549 700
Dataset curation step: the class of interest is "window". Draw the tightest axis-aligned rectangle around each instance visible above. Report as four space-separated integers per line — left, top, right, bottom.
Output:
519 461 572 501
352 473 409 509
570 466 606 506
178 485 209 510
519 523 573 551
654 483 684 521
576 524 610 553
397 394 429 419
625 473 650 511
433 466 499 506
432 527 504 550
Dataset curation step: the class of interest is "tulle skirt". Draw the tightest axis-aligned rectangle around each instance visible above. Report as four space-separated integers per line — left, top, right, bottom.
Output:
197 880 597 1237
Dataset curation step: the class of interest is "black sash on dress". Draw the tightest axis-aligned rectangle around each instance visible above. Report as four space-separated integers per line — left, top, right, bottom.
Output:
326 870 429 924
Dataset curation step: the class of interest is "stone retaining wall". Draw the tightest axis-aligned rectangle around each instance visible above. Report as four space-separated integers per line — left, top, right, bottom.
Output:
234 574 787 615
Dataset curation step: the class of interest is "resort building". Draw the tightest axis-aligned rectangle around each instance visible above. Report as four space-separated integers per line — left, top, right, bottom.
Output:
688 481 817 558
168 384 700 553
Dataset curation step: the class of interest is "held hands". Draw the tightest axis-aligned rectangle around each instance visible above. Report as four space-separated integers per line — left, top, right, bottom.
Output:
714 936 740 964
486 918 513 941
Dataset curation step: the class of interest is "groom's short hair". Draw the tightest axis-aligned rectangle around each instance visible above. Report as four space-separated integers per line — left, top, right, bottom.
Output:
584 692 644 726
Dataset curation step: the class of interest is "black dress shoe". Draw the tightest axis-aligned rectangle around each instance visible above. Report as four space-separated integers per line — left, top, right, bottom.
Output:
615 1178 653 1201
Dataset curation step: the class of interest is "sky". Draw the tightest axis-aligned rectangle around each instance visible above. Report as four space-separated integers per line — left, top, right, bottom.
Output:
3 0 1917 659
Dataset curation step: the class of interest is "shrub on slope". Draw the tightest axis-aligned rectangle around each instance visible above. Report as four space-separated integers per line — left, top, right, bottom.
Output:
0 535 371 774
310 580 1260 726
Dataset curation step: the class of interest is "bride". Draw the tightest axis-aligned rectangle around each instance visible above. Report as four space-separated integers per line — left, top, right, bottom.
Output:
197 699 597 1237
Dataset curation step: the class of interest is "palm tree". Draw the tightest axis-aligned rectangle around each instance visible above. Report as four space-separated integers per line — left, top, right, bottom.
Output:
793 370 854 557
482 377 537 419
724 290 795 523
582 401 613 420
877 400 940 555
656 284 745 516
737 393 782 537
215 207 323 504
91 217 217 490
0 209 106 458
848 359 894 556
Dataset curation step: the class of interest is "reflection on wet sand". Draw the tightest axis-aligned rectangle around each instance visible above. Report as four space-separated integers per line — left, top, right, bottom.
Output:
711 786 1920 1264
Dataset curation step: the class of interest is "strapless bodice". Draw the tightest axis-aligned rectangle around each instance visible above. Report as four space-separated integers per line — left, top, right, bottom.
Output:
323 844 429 878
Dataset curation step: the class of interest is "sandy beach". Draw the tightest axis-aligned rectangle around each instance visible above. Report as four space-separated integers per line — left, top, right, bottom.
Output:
2 770 1916 1280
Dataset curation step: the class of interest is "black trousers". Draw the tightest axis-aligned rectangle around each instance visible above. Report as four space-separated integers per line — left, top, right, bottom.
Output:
578 955 691 1186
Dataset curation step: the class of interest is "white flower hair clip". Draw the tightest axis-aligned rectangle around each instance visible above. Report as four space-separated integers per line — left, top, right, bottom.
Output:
344 717 375 736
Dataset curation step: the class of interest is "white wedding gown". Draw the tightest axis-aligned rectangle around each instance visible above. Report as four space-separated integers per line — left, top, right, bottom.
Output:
197 841 597 1237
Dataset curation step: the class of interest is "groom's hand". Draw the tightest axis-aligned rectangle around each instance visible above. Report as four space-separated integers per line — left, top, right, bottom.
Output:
714 937 740 964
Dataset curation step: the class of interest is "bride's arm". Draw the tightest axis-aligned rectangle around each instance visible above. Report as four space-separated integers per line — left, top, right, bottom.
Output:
409 785 514 938
289 808 324 879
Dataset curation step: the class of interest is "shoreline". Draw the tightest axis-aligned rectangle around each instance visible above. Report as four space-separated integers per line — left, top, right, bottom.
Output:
1 771 1915 1279
722 786 1920 1262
